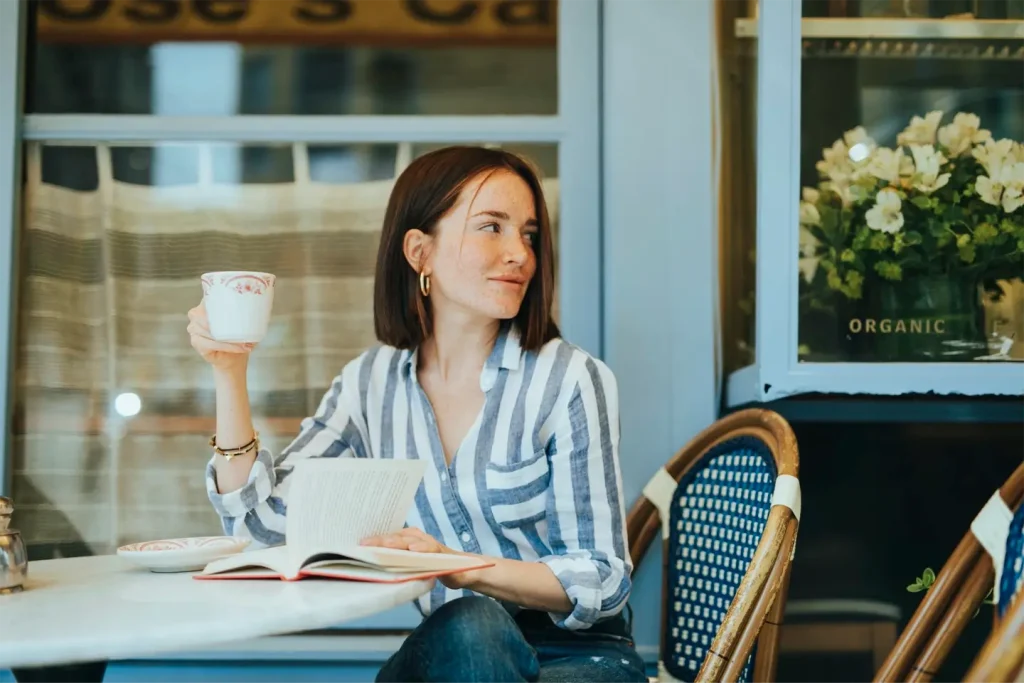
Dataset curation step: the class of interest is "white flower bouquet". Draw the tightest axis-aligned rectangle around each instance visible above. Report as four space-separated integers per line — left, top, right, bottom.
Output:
800 112 1024 301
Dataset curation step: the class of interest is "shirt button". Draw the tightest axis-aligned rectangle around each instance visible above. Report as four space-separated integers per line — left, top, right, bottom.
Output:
440 471 448 482
460 532 471 543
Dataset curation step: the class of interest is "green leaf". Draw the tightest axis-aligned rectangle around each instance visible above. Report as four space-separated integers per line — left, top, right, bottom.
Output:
900 252 925 268
928 218 949 237
907 568 937 594
974 223 999 246
820 205 839 235
911 195 933 210
844 270 864 299
851 229 871 252
850 184 873 205
959 242 977 264
874 261 903 281
868 232 891 252
922 568 936 587
903 231 923 246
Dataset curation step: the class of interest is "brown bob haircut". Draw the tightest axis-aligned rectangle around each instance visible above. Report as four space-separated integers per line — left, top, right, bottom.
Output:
374 146 559 352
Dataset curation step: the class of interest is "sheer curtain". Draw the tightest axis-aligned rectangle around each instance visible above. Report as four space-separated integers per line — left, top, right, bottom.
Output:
14 141 559 557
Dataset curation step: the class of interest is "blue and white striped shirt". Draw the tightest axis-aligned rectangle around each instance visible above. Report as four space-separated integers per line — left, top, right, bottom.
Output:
205 324 632 630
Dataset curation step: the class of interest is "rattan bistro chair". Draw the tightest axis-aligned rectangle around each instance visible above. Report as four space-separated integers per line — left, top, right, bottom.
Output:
873 463 1024 683
627 409 801 682
963 501 1024 683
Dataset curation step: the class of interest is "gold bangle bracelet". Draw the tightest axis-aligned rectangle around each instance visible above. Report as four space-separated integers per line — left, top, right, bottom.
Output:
210 432 260 461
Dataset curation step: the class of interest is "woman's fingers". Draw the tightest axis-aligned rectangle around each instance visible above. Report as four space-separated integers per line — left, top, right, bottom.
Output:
361 528 445 553
368 535 413 550
407 541 436 553
397 527 430 539
187 320 254 353
187 308 211 334
361 533 417 550
190 334 251 355
187 305 208 324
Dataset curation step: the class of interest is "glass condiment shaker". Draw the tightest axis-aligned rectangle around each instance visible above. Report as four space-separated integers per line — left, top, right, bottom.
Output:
0 495 28 594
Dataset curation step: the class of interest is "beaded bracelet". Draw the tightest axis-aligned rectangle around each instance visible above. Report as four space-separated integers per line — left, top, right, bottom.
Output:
209 432 259 462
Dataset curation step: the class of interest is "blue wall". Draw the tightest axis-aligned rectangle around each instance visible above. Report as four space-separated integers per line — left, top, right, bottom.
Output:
602 0 718 656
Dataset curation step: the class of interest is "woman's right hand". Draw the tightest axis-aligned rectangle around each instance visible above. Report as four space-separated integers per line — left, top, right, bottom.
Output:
187 301 253 372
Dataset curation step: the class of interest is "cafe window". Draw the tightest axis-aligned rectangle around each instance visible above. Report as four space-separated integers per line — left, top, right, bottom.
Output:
721 0 1023 404
7 0 598 560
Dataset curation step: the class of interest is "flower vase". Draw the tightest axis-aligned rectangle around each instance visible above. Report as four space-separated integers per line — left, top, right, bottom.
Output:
844 276 988 362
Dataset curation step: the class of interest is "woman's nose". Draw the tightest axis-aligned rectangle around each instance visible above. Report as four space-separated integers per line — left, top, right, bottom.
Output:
503 233 530 264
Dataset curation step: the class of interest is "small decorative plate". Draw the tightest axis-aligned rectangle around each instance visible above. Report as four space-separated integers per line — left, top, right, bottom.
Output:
117 536 250 573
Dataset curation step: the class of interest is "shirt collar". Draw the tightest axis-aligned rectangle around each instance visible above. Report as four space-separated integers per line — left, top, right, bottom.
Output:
401 322 523 391
486 321 523 373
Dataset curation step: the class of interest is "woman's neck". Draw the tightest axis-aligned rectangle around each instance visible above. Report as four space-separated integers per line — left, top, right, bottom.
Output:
419 310 500 384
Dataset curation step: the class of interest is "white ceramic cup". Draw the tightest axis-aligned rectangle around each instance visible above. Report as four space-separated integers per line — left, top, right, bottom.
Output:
201 271 276 343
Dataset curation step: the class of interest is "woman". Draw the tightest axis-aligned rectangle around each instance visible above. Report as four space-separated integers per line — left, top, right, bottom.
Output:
188 146 647 683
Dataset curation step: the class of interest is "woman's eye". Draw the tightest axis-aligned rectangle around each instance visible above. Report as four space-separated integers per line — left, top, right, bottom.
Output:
481 223 500 233
524 232 538 245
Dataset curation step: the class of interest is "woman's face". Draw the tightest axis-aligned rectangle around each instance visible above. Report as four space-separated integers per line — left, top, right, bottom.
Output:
415 169 539 323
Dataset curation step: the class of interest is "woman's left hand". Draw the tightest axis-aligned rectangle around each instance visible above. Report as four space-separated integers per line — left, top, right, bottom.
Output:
360 528 479 589
361 527 451 554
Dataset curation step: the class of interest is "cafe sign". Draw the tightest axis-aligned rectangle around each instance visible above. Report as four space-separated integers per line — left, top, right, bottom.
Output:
34 0 557 46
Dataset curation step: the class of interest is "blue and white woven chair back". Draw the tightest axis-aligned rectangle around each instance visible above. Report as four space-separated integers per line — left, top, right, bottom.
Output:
998 502 1024 618
970 488 1024 620
657 435 779 682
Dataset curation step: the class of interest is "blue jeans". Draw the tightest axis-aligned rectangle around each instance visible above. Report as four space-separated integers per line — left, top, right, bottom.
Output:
376 596 649 682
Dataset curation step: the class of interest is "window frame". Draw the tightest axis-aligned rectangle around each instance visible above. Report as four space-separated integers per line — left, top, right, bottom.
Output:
0 0 27 495
0 0 602 492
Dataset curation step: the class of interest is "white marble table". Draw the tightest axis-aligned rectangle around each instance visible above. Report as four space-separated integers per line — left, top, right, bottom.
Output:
0 555 432 670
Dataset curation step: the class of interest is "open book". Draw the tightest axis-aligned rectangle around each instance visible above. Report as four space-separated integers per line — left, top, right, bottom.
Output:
195 458 493 583
196 542 493 583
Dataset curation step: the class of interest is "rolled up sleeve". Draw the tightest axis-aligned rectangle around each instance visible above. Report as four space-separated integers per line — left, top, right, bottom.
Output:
204 352 369 548
538 357 632 630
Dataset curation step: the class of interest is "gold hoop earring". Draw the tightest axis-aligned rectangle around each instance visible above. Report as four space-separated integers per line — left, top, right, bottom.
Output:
419 271 431 297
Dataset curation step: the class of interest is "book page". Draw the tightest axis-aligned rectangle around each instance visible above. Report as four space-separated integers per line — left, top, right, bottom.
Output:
285 458 427 559
305 546 494 572
301 564 445 583
201 544 295 577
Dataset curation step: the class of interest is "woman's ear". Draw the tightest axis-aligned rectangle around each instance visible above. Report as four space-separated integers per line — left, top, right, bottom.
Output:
403 229 433 274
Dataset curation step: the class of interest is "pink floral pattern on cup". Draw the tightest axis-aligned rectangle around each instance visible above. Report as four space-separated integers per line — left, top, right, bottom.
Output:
201 272 276 297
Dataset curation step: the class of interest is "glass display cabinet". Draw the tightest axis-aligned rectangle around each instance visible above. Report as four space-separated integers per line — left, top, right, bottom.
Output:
726 0 1024 404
